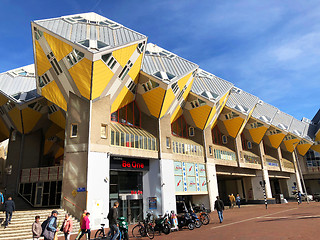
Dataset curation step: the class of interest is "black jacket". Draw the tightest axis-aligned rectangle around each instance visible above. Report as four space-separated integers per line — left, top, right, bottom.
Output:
214 199 224 211
108 207 118 226
4 199 15 212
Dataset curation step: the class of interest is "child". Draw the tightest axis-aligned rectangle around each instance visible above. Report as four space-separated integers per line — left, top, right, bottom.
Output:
32 216 42 240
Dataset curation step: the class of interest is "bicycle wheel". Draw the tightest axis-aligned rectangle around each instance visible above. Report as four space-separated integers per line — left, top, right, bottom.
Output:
132 224 143 238
200 214 210 225
95 229 105 239
146 224 155 239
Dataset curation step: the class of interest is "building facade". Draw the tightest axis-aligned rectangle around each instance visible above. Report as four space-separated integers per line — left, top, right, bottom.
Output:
0 13 317 228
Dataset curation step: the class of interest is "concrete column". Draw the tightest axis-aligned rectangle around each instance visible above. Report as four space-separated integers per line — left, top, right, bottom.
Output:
206 162 218 211
234 134 243 166
292 152 303 192
258 141 272 198
277 147 283 171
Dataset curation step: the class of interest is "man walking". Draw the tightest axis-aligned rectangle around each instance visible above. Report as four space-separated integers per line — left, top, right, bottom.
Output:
4 196 15 228
214 196 224 223
108 202 119 240
42 210 59 240
229 194 235 209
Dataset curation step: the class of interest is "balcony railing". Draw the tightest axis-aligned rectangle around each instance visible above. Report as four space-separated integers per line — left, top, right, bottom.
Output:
20 166 63 183
171 136 204 157
242 151 261 164
266 158 279 167
214 149 237 161
282 159 294 169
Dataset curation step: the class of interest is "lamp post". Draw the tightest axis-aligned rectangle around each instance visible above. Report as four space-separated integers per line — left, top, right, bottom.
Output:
4 165 12 198
259 180 268 209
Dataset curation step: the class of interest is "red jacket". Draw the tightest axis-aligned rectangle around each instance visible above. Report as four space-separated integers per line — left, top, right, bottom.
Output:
62 217 73 234
81 216 90 230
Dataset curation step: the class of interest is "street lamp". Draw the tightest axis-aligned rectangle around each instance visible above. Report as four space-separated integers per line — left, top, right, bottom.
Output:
4 165 12 198
259 180 268 209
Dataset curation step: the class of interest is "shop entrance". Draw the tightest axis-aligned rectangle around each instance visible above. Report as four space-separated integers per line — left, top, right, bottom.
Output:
270 178 281 195
217 175 245 205
110 171 143 224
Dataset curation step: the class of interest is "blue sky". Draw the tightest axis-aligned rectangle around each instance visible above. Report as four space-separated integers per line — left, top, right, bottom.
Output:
0 0 319 120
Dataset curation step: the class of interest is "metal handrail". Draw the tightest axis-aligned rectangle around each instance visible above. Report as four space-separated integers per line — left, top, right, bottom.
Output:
63 197 83 211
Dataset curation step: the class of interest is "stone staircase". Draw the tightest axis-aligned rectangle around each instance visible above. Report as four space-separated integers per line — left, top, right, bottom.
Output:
0 208 80 240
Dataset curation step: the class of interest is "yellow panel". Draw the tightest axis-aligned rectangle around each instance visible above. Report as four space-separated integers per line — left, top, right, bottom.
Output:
111 87 134 113
55 147 64 159
248 126 268 144
223 117 245 138
35 40 52 76
0 94 8 106
189 105 212 129
160 89 175 118
42 81 67 111
43 32 73 61
112 44 138 67
316 130 320 141
56 130 65 140
298 143 312 156
182 77 193 100
129 53 143 83
69 58 92 100
208 91 230 129
171 106 183 123
311 144 320 154
21 108 42 134
142 87 166 118
206 106 217 129
283 138 300 152
92 60 114 100
177 73 193 90
50 110 66 130
8 108 22 133
0 117 9 138
44 140 54 155
268 133 286 149
45 123 63 139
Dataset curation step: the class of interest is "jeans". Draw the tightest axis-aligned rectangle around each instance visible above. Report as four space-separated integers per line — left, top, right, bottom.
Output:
5 211 12 226
64 232 71 240
79 229 91 239
217 210 223 223
236 201 240 208
109 224 119 240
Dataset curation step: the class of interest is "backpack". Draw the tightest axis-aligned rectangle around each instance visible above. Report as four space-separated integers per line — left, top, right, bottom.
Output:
41 217 50 237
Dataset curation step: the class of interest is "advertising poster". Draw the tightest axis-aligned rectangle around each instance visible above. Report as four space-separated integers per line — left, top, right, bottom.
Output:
149 197 157 210
187 176 197 192
195 164 200 192
198 164 206 177
200 177 207 192
182 162 187 192
174 161 182 175
186 162 195 176
175 176 184 192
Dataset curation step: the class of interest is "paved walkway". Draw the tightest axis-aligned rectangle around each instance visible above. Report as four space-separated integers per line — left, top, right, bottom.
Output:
61 202 320 240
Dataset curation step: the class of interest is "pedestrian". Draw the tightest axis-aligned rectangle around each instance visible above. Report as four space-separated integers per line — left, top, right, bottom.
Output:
42 210 59 240
107 202 120 240
297 191 302 205
229 194 235 209
0 191 4 205
236 194 241 208
214 196 224 223
4 196 15 228
78 212 91 239
75 209 87 240
32 216 42 240
61 213 73 240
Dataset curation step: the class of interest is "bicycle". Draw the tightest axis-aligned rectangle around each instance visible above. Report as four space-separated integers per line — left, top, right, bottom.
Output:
95 221 126 240
132 212 155 239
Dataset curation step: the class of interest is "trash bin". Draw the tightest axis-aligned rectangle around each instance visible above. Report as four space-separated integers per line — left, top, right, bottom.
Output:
280 194 284 203
275 194 281 204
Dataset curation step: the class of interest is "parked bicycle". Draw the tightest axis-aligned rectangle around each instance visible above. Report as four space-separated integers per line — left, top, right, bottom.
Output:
95 216 129 240
132 212 155 239
194 204 210 225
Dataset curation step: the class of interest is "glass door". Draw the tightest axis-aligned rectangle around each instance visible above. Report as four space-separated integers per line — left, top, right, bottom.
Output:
34 182 43 207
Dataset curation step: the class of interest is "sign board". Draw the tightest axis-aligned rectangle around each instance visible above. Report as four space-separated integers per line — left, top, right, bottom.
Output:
110 156 149 171
149 197 157 210
77 187 86 192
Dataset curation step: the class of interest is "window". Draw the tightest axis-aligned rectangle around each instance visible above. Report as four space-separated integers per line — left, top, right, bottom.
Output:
101 124 107 139
111 101 141 128
212 125 223 145
166 137 171 149
142 80 159 92
222 135 228 144
102 53 117 70
0 106 5 115
225 111 239 120
34 27 43 40
189 127 195 137
209 146 213 156
137 41 145 54
247 141 252 149
47 52 62 75
48 105 58 114
171 82 179 94
38 73 52 87
118 60 133 80
250 122 264 129
70 124 78 138
171 115 188 138
127 80 136 94
65 49 84 67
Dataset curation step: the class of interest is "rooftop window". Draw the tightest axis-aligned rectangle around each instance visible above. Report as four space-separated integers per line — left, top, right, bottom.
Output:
201 91 219 101
153 71 175 81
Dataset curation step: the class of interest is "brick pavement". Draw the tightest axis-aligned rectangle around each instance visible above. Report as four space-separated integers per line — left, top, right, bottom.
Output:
59 202 320 240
